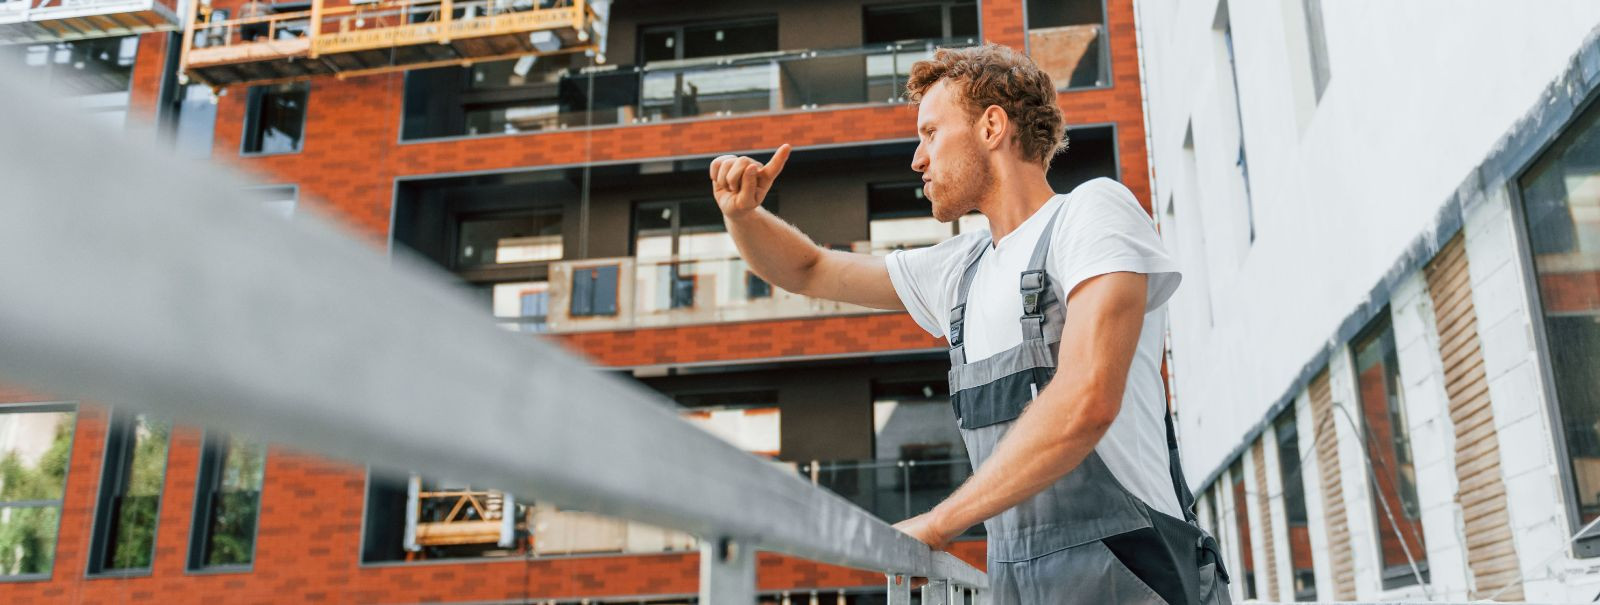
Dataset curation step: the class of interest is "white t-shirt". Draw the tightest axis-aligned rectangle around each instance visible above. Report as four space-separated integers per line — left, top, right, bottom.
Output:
884 177 1185 519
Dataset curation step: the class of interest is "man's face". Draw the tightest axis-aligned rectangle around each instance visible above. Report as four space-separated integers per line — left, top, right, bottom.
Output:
911 80 993 222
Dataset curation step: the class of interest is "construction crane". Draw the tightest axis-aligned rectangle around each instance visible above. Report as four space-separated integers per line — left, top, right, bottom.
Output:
178 0 609 88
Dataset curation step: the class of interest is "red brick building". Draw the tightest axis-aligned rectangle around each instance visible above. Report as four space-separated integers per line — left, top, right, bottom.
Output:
0 0 1151 602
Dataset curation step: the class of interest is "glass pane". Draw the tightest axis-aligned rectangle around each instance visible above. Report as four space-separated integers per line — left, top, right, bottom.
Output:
0 410 75 503
641 63 776 120
1230 460 1257 599
863 4 945 44
203 437 264 567
869 181 951 251
492 281 549 333
681 20 777 59
638 28 678 63
1353 317 1428 582
1273 411 1317 601
1026 0 1107 89
950 2 979 38
456 212 563 268
245 83 308 154
1520 101 1600 532
106 415 169 571
3 36 138 95
872 381 963 462
0 505 60 577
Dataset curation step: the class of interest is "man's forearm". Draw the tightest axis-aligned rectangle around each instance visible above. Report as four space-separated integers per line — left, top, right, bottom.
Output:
724 207 825 295
930 383 1118 534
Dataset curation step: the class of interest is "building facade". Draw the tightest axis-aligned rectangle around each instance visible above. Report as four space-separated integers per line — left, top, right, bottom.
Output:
0 0 1153 602
1139 0 1600 602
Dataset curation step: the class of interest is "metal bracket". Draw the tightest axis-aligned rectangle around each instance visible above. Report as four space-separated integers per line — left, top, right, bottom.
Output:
921 578 950 605
700 538 755 605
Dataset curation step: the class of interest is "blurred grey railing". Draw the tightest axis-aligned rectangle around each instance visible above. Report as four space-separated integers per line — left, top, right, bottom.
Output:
0 65 985 604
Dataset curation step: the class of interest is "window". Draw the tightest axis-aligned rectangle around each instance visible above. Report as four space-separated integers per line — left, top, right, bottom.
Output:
1213 0 1255 244
1518 98 1600 557
676 391 781 458
0 404 75 579
1025 0 1108 89
361 471 532 563
88 411 169 575
1230 459 1258 599
638 18 780 120
638 18 778 64
1352 313 1429 588
494 280 551 331
188 433 265 570
634 199 764 311
175 84 218 159
241 82 308 155
5 36 138 96
1273 410 1316 601
455 210 564 269
1302 0 1331 101
872 381 964 464
570 266 620 318
862 2 977 44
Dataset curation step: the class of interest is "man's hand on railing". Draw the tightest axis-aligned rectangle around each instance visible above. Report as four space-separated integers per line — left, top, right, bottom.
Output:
893 511 960 551
709 143 790 219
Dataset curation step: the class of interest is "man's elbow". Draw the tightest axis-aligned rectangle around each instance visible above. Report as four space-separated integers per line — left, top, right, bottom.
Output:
1072 382 1124 436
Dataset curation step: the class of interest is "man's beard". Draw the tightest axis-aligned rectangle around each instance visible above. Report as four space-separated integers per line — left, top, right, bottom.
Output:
929 147 992 223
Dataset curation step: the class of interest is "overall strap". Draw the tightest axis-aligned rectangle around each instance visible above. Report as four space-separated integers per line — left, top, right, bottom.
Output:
1018 202 1067 341
1165 409 1199 524
947 240 988 366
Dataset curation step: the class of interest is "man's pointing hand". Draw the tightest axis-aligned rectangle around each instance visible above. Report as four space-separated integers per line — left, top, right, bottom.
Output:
710 144 791 219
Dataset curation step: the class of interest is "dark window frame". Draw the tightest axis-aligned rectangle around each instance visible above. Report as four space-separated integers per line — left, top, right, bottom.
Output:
1022 0 1112 91
186 432 266 573
86 409 170 577
1272 409 1317 602
1349 311 1430 589
1510 90 1600 559
240 81 310 157
636 16 780 65
861 1 979 44
0 401 77 583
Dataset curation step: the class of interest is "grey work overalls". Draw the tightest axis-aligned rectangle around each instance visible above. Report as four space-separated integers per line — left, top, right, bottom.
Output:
946 205 1230 605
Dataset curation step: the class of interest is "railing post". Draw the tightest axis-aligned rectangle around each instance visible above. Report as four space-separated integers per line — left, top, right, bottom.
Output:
699 537 754 605
921 578 950 605
886 573 910 605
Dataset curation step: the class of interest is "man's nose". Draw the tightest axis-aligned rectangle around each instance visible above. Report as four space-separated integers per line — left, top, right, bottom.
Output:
911 145 928 172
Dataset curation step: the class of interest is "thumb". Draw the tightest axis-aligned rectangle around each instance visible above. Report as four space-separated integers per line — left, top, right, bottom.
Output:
760 144 791 181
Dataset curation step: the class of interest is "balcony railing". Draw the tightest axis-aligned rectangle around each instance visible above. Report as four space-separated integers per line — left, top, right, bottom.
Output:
0 0 179 43
406 37 979 140
800 458 983 540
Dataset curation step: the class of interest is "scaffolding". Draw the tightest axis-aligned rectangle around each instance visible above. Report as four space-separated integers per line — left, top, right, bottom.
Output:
0 0 180 44
178 0 608 88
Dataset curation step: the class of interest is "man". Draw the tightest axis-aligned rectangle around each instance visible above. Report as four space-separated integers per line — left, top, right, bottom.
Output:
707 45 1227 604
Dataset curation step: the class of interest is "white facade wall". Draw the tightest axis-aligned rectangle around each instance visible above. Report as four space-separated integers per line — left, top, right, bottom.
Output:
1138 0 1600 600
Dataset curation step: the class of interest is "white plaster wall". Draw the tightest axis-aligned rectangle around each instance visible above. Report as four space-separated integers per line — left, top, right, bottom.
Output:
1388 271 1471 600
1135 0 1600 481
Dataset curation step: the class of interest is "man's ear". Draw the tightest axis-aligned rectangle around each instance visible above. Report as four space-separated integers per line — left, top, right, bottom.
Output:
980 105 1009 151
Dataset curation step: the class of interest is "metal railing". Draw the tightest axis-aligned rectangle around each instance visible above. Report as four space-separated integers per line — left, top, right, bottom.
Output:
0 63 986 604
404 37 980 140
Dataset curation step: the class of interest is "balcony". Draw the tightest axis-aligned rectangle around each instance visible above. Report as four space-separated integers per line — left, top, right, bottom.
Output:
0 0 179 44
524 251 886 334
179 0 605 88
401 37 978 140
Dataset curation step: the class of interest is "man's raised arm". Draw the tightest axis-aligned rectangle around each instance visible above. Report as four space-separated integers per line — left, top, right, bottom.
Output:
710 144 904 310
